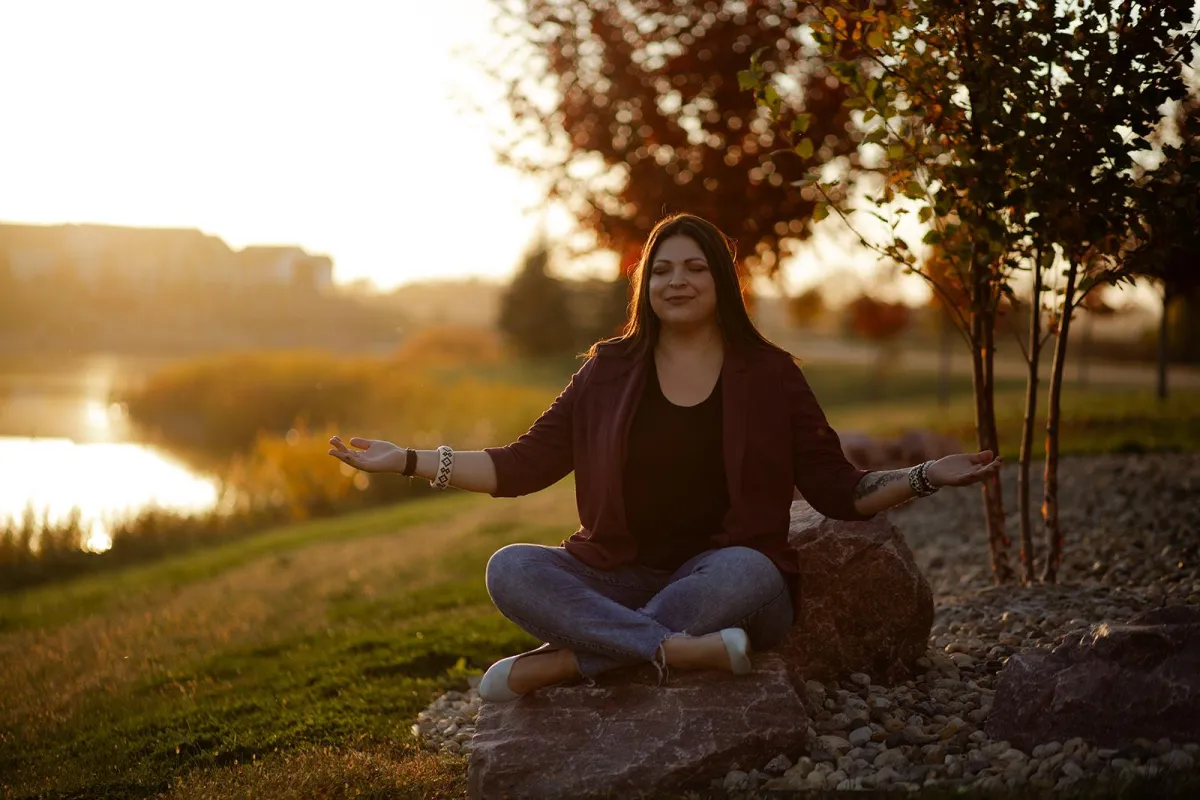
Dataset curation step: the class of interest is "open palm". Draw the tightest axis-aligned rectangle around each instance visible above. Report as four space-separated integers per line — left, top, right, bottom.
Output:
926 450 1003 488
327 436 402 473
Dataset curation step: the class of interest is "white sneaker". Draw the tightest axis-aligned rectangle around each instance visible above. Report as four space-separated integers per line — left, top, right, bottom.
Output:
720 628 752 675
478 653 524 703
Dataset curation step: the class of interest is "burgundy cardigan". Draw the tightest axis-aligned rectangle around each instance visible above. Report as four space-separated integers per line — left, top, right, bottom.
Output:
484 343 872 587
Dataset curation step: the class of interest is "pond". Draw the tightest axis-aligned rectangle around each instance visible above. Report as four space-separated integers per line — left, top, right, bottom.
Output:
0 355 220 550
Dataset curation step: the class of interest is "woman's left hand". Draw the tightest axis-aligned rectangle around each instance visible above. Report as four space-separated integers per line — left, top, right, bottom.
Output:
925 450 1003 488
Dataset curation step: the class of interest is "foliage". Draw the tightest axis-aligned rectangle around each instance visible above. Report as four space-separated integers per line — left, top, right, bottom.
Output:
846 293 910 342
1133 89 1200 364
497 239 577 357
787 286 829 329
120 341 558 457
743 0 1198 584
393 324 509 370
487 0 858 275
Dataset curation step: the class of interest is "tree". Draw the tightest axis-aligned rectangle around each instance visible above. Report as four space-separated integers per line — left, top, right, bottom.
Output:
498 240 576 358
787 285 828 329
845 293 911 397
1132 89 1200 400
1022 2 1197 584
487 1 861 281
744 0 1032 583
746 0 1196 585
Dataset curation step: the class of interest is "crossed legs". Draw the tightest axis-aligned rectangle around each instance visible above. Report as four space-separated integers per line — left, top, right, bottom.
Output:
484 543 794 693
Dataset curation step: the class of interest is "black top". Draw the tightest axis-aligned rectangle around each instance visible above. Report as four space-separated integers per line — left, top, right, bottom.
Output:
623 363 731 571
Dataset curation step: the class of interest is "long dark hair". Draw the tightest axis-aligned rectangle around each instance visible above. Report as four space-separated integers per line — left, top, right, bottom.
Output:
588 213 790 360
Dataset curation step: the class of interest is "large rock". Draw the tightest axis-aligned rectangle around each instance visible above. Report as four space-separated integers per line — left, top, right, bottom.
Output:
467 653 807 800
779 500 934 682
987 605 1200 751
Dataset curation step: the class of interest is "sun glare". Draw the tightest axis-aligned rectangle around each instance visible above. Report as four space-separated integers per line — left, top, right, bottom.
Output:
0 437 219 546
0 0 551 290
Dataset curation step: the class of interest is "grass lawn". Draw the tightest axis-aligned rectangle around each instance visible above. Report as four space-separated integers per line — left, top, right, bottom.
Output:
1 485 578 800
820 382 1200 460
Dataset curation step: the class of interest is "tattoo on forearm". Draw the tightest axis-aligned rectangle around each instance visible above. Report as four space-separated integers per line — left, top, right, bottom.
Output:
853 469 908 501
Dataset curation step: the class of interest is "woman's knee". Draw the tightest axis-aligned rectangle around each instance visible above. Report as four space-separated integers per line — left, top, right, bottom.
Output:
485 543 552 609
710 547 785 590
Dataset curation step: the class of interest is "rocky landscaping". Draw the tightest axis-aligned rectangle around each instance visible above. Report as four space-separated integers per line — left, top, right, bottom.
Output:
413 453 1200 797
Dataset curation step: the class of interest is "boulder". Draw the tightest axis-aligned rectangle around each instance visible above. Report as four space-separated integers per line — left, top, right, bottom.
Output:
779 501 934 682
467 653 807 800
987 605 1200 751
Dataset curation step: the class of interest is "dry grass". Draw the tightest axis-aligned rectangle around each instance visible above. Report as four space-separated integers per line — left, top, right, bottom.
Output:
158 747 466 800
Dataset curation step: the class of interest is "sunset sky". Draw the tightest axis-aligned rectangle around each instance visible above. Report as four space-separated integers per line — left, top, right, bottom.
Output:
0 0 579 290
0 0 890 299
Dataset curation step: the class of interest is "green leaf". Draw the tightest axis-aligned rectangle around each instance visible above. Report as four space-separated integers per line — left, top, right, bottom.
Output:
795 138 814 159
737 70 761 92
867 29 885 50
790 113 812 134
918 206 933 223
813 202 830 222
887 143 905 161
904 181 924 199
923 230 943 245
764 85 780 108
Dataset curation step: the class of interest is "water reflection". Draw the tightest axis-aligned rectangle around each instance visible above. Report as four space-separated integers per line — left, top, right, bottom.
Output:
0 437 219 552
0 354 219 552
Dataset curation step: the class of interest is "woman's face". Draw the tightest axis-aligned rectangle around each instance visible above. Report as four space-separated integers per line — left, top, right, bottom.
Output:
647 234 718 330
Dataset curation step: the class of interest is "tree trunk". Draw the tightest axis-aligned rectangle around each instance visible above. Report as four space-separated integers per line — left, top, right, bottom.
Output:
971 302 1012 584
1078 315 1092 388
1017 260 1043 585
938 309 952 408
1157 283 1171 401
1041 259 1079 584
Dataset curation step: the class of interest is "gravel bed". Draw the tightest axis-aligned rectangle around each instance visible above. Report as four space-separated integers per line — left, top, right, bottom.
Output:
412 453 1200 793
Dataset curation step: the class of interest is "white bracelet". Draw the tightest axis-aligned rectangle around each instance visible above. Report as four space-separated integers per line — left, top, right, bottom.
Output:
431 445 454 490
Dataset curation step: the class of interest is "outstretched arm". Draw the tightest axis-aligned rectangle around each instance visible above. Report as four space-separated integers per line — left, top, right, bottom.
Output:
327 358 594 497
850 450 1003 517
328 437 498 493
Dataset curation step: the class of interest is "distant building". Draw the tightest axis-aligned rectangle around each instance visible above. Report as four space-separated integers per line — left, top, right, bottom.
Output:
0 222 334 293
235 245 333 292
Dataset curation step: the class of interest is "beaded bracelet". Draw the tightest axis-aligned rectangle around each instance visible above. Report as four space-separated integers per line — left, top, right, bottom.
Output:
431 445 454 490
908 459 940 497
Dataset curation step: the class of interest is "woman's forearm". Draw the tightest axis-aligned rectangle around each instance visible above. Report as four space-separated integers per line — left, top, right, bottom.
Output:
405 449 498 494
851 468 919 516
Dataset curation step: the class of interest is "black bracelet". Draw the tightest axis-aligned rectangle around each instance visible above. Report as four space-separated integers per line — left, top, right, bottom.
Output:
402 447 417 477
909 460 939 497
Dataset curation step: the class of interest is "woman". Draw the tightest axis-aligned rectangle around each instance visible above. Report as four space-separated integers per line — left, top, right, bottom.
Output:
328 213 1000 703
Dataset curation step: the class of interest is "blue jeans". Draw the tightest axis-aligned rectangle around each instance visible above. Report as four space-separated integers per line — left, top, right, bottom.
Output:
485 544 794 678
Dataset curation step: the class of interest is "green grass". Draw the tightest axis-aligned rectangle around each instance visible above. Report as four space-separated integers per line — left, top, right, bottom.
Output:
0 489 575 799
827 385 1200 459
0 491 491 635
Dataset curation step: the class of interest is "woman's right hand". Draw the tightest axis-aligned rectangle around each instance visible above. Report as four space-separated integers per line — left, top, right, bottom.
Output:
327 436 404 473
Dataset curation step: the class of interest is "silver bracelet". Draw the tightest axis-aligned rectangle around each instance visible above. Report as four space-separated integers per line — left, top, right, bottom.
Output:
431 445 454 490
909 460 939 497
